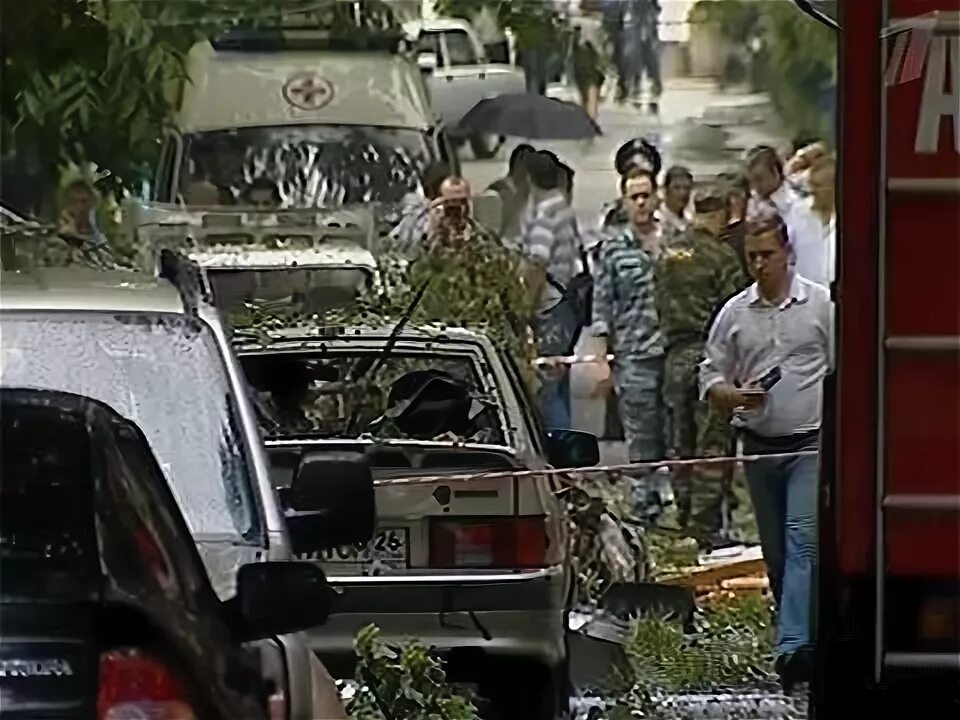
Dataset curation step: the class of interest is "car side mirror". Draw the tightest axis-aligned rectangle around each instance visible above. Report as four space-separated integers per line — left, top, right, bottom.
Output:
545 429 600 469
417 51 438 73
282 451 376 556
228 561 337 641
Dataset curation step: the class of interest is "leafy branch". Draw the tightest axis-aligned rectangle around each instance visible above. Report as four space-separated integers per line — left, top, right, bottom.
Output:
599 593 778 718
346 625 479 720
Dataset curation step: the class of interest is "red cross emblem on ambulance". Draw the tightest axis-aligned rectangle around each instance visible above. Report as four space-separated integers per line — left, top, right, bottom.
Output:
282 72 335 111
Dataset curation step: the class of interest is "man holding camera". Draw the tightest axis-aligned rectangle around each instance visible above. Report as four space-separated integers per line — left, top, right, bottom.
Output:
698 213 833 693
425 175 477 248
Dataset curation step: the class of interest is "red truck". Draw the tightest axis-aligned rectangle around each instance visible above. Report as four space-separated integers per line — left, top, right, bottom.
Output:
809 0 959 714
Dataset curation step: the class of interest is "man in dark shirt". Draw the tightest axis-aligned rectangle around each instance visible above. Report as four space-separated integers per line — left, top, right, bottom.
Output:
487 144 535 242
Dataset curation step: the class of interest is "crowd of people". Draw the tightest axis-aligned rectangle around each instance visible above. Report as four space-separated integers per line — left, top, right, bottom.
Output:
384 133 836 694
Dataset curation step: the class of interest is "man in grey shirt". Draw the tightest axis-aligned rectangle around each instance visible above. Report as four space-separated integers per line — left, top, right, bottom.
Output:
699 213 833 694
521 151 582 429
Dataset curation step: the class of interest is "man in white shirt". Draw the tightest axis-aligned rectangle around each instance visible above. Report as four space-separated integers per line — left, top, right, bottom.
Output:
699 213 833 695
784 139 829 196
745 145 802 220
747 145 835 291
779 156 836 289
804 157 836 285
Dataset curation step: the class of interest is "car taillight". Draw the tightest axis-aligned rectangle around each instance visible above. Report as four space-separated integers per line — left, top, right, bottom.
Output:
97 649 197 720
429 517 547 569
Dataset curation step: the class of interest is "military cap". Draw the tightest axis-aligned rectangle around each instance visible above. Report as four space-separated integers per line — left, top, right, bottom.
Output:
614 138 662 177
693 185 727 214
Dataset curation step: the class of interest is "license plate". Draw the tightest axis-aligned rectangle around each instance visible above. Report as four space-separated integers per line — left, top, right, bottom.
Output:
319 528 409 568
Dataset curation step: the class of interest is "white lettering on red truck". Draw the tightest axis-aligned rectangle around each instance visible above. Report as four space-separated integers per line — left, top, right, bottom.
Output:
916 34 960 154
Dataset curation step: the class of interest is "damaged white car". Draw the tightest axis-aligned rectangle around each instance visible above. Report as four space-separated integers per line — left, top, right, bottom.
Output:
233 321 601 720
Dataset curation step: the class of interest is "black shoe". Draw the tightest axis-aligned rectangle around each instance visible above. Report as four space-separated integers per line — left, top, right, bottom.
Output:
776 646 815 695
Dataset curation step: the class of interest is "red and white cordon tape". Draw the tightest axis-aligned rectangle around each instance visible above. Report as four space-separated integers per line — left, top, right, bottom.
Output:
371 450 819 488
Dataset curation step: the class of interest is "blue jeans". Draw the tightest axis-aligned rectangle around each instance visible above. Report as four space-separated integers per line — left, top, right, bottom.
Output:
743 436 819 660
538 368 571 430
534 302 578 431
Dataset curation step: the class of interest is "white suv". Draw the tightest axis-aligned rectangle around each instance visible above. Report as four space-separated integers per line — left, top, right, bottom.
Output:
153 28 458 209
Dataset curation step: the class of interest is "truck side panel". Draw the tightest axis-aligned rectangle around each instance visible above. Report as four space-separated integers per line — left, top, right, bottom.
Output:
819 1 959 712
882 1 960 580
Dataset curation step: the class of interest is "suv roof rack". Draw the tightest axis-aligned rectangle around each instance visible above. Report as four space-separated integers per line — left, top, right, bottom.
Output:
211 26 408 54
128 202 377 251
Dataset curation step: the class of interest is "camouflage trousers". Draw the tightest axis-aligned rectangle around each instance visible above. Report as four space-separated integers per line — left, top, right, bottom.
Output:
613 356 665 513
662 343 735 542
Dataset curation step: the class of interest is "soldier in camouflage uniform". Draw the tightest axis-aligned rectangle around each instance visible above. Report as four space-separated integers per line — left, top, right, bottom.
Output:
654 185 748 547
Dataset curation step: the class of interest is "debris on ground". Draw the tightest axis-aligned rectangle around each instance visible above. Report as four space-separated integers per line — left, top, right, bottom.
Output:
566 583 813 719
659 545 768 593
571 689 808 720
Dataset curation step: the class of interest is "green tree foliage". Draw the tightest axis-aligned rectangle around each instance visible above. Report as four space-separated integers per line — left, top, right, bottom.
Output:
602 593 777 717
688 0 837 140
762 1 837 141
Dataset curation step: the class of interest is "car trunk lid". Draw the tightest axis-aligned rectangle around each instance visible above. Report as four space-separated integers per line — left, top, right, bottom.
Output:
270 442 554 576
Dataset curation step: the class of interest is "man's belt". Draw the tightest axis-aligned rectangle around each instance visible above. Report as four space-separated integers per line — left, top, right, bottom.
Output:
739 427 820 453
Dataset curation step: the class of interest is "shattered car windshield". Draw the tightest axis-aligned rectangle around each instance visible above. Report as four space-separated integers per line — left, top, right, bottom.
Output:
209 266 374 321
0 312 261 544
181 124 432 207
239 349 506 445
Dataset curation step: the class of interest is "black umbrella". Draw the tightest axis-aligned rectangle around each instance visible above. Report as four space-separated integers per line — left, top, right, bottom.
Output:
458 93 602 140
